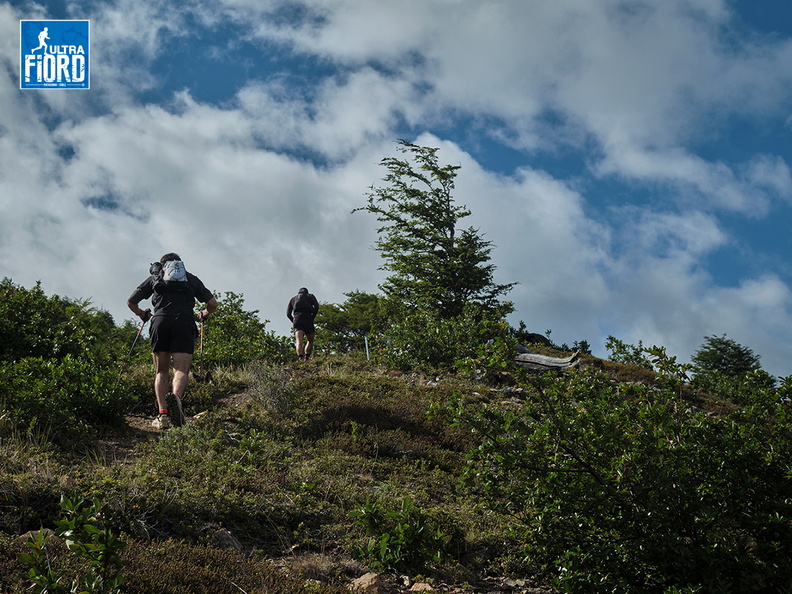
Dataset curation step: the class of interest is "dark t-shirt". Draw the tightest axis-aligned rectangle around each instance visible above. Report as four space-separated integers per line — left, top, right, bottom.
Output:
128 272 214 316
287 293 319 322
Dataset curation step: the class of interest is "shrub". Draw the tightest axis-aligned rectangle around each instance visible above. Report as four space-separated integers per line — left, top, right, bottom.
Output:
605 335 654 370
0 278 125 366
314 291 385 355
18 496 126 594
377 303 513 372
199 291 292 368
453 367 792 592
0 356 134 437
351 498 445 572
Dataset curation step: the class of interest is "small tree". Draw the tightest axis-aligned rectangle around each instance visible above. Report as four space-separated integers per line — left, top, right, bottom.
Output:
315 291 385 354
356 140 514 319
691 335 775 404
691 334 761 377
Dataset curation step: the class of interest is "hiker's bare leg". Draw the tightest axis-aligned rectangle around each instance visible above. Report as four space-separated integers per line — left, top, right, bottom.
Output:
305 332 315 356
153 352 171 411
171 352 192 397
295 330 306 357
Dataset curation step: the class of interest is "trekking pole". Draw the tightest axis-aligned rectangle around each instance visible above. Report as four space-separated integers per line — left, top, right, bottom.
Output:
117 311 150 385
195 317 210 382
198 318 205 381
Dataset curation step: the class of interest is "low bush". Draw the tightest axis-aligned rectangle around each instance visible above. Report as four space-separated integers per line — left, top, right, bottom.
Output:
452 366 792 592
0 356 134 440
375 303 514 373
351 498 446 572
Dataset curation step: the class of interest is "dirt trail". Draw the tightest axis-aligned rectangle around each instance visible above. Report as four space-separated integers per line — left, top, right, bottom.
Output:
95 390 256 465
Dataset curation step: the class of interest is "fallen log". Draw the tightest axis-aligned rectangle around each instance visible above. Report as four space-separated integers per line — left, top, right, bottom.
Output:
514 346 579 372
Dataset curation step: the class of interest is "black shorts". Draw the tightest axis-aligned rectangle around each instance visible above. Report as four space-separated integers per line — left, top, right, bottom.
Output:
292 316 315 334
150 314 197 353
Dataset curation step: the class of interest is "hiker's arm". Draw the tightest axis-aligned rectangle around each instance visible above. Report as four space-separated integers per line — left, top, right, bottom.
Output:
127 280 154 320
198 297 218 320
127 300 151 321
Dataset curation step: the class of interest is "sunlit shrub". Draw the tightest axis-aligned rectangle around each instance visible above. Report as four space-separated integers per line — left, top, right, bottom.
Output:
376 303 513 373
453 367 792 592
0 356 134 437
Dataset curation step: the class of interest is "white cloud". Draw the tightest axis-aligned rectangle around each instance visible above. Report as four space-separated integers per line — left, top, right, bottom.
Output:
237 68 422 159
745 154 792 200
2 0 792 378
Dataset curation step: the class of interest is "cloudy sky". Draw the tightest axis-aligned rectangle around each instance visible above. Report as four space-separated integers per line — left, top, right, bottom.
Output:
2 0 791 375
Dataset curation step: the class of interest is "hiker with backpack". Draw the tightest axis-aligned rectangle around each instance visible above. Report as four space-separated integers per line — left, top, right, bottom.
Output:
127 253 218 429
286 287 319 361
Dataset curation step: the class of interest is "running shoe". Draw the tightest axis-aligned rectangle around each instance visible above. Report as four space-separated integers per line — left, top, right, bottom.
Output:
151 414 171 429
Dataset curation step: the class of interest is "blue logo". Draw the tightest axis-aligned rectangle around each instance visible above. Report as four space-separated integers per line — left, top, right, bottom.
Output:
20 20 90 90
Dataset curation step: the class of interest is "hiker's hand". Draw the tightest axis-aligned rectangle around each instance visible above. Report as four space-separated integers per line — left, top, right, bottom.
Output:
198 309 209 321
140 309 152 322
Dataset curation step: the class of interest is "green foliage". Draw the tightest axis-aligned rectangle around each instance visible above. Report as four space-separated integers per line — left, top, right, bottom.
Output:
605 335 654 370
453 367 792 592
694 368 780 407
690 335 772 406
0 356 134 436
356 140 514 318
199 291 292 367
645 345 692 385
0 278 124 366
691 334 762 378
315 291 385 354
0 279 141 438
18 496 126 594
376 302 514 372
351 498 445 572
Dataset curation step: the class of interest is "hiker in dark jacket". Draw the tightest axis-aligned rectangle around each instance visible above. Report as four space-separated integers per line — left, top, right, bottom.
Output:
287 287 319 361
127 253 218 429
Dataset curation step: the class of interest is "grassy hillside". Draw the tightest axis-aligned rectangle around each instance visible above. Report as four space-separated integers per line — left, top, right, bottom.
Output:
0 356 535 593
3 350 791 593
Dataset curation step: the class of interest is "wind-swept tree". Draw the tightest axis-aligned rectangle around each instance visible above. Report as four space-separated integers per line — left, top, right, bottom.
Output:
356 140 514 319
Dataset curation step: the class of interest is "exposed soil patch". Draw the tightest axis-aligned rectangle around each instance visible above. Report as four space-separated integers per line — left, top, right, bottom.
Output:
95 387 257 466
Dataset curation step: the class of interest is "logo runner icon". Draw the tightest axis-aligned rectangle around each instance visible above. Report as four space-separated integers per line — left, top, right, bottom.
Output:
20 20 90 90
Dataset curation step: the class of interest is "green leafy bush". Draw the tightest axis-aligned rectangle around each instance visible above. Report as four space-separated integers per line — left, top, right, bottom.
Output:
0 356 134 436
605 335 654 370
0 278 125 366
315 291 386 355
199 291 292 368
377 302 513 372
351 498 445 572
18 496 126 594
453 367 792 592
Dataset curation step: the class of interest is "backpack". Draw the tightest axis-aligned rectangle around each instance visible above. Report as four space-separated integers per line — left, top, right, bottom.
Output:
150 260 189 293
293 291 314 314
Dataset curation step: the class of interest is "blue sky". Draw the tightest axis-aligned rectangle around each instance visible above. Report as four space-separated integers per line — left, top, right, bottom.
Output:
2 0 791 376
